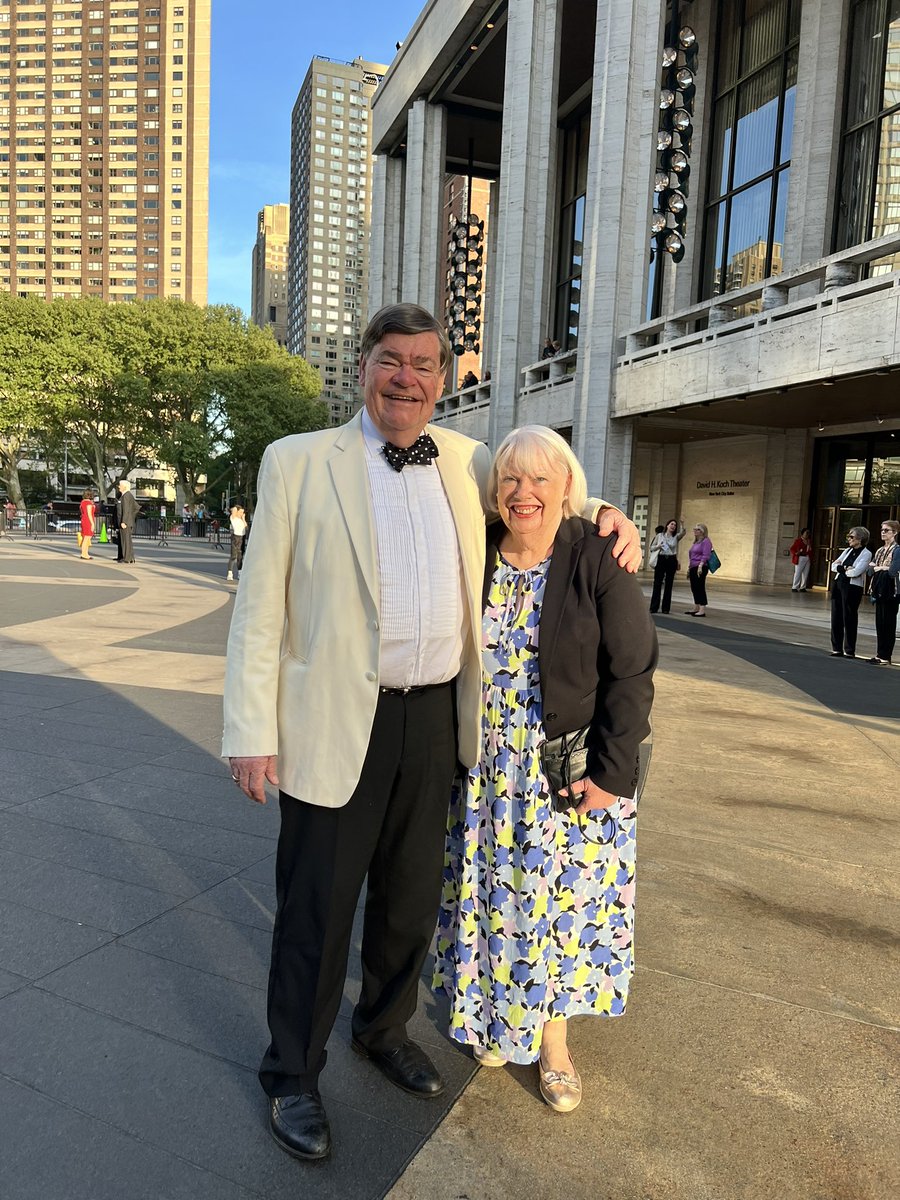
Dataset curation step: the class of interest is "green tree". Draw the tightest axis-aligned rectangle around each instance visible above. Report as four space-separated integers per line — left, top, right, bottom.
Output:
0 294 58 506
214 353 325 505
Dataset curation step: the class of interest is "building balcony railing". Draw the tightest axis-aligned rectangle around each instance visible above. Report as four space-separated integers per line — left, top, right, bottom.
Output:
432 349 580 423
433 378 492 421
618 230 900 363
520 349 578 395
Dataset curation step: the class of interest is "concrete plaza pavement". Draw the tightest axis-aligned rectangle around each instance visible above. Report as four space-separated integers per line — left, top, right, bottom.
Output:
0 533 897 1200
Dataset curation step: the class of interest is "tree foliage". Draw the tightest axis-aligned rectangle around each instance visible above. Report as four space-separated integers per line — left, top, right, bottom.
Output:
0 294 326 506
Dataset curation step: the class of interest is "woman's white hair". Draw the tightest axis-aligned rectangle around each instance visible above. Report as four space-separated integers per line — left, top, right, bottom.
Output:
486 425 587 520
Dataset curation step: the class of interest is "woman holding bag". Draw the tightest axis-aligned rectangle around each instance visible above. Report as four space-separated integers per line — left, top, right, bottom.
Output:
649 517 685 614
867 520 900 665
434 426 657 1113
685 523 713 616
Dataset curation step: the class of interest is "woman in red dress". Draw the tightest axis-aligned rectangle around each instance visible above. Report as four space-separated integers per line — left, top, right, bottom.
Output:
79 489 96 560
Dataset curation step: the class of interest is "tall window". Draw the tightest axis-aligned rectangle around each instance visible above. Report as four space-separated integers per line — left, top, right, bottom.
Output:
835 0 900 273
701 0 799 301
553 112 589 350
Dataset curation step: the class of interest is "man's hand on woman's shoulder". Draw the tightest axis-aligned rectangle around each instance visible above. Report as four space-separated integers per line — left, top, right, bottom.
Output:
595 507 642 573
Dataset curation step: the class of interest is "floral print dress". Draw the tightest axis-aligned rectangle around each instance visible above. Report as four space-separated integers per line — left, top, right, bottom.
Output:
433 552 637 1065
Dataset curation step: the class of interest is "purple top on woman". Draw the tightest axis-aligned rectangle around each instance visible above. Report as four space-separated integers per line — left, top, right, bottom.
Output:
688 537 712 568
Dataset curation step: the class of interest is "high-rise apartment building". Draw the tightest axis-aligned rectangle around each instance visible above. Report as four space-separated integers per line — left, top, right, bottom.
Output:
0 0 210 304
250 202 288 346
287 55 384 425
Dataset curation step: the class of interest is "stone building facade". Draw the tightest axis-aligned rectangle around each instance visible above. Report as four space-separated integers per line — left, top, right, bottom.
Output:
368 0 900 585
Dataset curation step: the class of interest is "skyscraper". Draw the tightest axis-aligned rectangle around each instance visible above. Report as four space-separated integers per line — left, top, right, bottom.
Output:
250 202 288 347
287 55 384 425
0 0 210 304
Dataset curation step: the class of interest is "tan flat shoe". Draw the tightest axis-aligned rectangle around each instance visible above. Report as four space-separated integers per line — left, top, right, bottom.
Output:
539 1053 582 1112
473 1046 506 1067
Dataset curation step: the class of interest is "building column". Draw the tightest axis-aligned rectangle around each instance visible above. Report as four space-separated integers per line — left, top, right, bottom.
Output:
574 0 663 508
369 154 405 312
488 0 564 446
480 178 502 380
401 100 446 313
781 1 845 272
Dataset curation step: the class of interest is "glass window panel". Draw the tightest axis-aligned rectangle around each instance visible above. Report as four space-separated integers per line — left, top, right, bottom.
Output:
571 194 584 273
740 0 787 77
562 124 577 198
845 0 882 128
869 456 900 501
702 201 727 297
725 178 773 289
557 203 574 276
733 62 781 188
883 1 900 109
779 48 798 162
835 122 876 249
575 112 590 194
842 459 866 505
787 0 801 41
771 166 789 274
709 90 735 196
872 111 900 237
716 2 739 95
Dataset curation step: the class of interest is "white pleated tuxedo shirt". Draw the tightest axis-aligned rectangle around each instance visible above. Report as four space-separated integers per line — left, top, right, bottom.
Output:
361 409 466 688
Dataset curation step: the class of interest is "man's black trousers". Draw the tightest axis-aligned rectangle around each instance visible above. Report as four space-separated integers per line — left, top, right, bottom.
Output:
259 681 458 1098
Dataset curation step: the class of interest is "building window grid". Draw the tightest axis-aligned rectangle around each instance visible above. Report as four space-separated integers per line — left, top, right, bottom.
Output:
834 0 900 272
700 0 800 304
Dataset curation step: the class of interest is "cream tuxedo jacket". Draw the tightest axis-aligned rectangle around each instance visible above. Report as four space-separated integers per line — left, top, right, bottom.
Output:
222 413 492 808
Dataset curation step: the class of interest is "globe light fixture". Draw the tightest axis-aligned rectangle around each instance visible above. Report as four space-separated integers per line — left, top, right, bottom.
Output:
659 88 675 109
657 128 673 150
679 26 696 49
662 45 678 68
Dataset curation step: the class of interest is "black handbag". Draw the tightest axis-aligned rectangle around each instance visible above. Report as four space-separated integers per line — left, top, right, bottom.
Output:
540 728 654 810
540 726 590 799
871 569 896 601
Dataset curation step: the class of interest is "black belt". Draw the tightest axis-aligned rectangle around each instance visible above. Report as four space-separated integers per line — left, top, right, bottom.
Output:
378 680 452 696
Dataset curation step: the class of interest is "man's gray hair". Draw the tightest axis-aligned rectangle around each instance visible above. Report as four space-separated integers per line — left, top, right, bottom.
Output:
360 303 451 369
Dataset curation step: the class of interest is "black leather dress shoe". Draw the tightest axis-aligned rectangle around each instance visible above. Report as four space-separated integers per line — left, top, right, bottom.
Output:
269 1093 331 1161
351 1038 444 1097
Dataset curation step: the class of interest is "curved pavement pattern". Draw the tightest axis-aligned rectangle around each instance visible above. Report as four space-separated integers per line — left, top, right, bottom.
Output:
0 537 897 1200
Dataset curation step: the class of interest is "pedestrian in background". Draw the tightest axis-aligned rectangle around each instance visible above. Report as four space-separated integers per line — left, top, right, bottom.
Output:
226 504 247 582
115 479 139 564
78 489 96 560
867 519 900 666
182 503 192 536
685 523 713 616
789 527 813 591
649 516 685 614
829 527 872 658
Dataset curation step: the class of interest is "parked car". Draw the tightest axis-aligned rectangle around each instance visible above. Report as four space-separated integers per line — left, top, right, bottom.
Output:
47 518 81 532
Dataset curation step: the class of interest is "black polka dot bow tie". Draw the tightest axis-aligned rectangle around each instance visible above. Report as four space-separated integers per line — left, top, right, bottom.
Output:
382 432 440 472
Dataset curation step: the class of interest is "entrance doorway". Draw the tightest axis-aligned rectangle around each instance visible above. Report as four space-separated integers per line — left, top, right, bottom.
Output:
810 434 900 586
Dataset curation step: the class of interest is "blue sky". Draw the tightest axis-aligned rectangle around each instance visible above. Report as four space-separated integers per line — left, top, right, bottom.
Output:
208 0 425 313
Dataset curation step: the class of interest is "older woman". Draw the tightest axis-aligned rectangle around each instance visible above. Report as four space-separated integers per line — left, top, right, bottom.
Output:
685 523 713 616
434 426 657 1113
867 520 900 666
829 526 872 658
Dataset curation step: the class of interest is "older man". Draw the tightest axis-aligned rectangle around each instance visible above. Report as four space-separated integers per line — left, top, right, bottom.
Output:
223 303 640 1163
115 479 139 563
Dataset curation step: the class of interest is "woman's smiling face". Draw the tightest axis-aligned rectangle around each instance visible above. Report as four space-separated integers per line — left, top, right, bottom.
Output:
497 454 571 541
